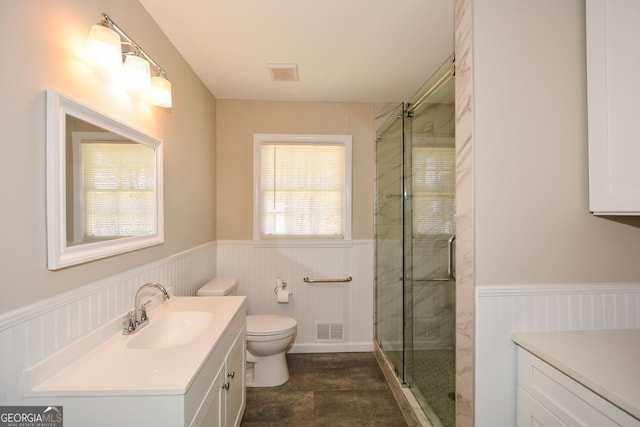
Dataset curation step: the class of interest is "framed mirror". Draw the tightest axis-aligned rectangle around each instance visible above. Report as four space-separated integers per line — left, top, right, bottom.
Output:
46 89 164 270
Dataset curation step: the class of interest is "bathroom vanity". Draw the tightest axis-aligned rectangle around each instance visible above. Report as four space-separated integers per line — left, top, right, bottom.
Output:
513 330 640 426
23 296 247 427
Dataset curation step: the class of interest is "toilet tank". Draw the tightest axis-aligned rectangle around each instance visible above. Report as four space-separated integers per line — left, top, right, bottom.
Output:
197 278 238 296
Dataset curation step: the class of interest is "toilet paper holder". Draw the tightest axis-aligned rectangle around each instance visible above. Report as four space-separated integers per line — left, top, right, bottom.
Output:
273 280 293 297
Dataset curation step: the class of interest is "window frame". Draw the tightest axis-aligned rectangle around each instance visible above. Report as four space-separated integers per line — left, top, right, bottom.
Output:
253 133 352 241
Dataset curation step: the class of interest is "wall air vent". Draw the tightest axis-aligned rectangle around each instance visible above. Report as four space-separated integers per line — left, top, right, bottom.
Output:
316 321 344 341
267 63 299 81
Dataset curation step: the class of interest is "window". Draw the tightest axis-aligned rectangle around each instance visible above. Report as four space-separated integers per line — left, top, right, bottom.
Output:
72 132 157 243
254 134 352 240
412 146 456 235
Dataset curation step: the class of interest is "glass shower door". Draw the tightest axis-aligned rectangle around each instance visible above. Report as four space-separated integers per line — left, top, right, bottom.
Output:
406 72 456 427
375 103 405 378
374 57 455 427
402 105 415 390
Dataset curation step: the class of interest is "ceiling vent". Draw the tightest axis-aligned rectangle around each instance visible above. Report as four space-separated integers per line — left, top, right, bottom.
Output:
267 63 298 81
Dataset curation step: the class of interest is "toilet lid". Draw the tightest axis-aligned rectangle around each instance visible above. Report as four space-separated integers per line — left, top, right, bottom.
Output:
246 314 297 336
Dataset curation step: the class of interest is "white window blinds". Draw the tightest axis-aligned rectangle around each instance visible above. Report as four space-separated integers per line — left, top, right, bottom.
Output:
412 146 456 235
80 141 156 239
255 134 352 240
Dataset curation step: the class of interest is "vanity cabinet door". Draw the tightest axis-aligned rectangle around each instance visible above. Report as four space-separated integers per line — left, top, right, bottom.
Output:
223 331 246 427
191 329 246 427
192 364 224 427
587 0 640 214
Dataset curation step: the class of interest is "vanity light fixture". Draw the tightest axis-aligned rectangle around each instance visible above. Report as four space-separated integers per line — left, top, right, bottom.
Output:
85 24 122 71
122 53 151 91
85 13 172 108
147 72 172 108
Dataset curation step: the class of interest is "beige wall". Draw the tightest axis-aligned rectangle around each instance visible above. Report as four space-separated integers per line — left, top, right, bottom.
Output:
473 0 640 285
0 0 217 314
216 100 375 240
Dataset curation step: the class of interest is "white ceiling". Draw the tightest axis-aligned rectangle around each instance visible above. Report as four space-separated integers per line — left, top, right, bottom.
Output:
139 0 454 103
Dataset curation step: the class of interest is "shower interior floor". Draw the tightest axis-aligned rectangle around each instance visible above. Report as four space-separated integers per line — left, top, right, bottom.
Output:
386 348 455 427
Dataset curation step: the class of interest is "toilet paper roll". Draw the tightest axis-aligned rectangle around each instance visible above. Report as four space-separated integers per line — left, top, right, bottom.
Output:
277 288 290 303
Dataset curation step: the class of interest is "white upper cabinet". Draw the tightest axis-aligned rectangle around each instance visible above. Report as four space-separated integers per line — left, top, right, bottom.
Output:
587 0 640 215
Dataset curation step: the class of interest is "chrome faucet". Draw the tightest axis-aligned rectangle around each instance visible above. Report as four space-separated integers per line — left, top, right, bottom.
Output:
123 282 170 335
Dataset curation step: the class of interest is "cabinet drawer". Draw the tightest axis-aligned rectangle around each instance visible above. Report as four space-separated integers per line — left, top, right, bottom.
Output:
517 348 640 427
518 386 567 427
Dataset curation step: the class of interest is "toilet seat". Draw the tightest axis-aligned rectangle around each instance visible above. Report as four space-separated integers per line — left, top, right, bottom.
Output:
247 314 297 336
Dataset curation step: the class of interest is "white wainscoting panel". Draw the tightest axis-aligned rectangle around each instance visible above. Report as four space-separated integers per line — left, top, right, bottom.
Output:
475 283 640 427
1 240 373 405
216 240 374 353
0 242 216 405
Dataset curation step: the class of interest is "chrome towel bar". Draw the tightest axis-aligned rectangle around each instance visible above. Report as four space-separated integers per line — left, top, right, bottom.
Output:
303 276 352 283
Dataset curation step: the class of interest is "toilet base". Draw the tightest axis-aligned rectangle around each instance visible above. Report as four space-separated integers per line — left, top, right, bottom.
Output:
245 351 289 387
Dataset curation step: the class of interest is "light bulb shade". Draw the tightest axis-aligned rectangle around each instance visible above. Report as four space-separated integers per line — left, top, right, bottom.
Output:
147 75 173 108
85 24 122 70
122 55 151 91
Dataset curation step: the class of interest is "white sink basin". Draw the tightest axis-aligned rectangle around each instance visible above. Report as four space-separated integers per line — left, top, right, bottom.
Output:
25 296 246 397
127 311 214 350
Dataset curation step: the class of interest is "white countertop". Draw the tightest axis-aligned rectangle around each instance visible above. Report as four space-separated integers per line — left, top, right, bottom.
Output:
512 329 640 420
24 296 246 397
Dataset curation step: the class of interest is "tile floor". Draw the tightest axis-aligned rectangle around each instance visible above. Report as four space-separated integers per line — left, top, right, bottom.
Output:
240 352 409 426
387 349 455 426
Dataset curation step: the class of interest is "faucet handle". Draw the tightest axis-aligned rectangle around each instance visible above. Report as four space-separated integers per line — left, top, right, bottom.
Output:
139 302 149 323
123 311 136 334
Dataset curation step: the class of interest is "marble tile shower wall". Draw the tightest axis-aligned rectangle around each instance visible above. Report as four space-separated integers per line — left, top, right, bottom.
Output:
375 239 403 348
412 103 455 140
0 242 217 405
374 103 401 132
412 238 455 349
454 0 475 423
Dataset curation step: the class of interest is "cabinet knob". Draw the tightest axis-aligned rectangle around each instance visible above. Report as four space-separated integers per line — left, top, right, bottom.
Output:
222 382 230 390
227 371 235 379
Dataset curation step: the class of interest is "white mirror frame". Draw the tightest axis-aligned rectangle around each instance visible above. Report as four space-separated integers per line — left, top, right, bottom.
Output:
46 89 164 270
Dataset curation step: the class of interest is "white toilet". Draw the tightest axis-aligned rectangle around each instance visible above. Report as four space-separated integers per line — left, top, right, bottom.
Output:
197 278 297 387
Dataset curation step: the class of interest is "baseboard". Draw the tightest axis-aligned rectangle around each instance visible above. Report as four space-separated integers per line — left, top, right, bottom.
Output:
290 341 373 353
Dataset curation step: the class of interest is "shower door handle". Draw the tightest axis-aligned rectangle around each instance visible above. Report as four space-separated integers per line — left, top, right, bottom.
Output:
448 235 456 280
